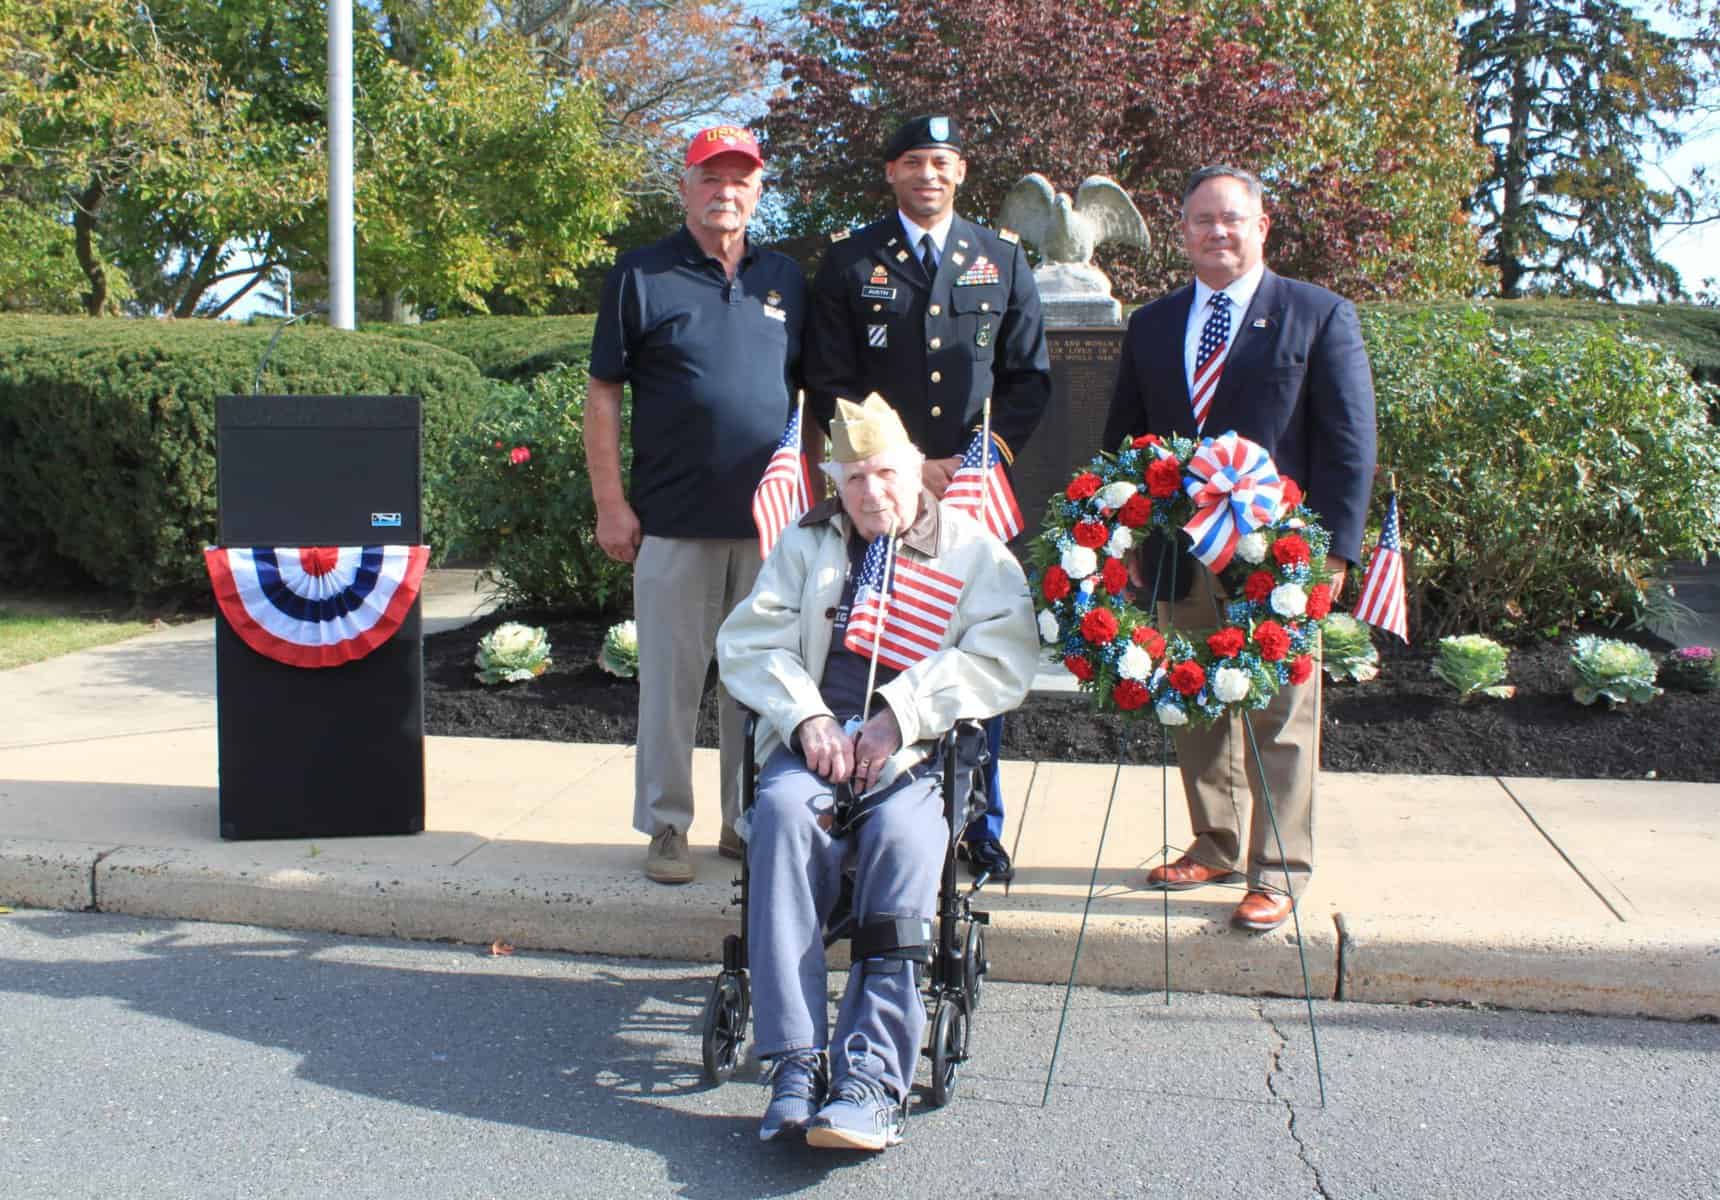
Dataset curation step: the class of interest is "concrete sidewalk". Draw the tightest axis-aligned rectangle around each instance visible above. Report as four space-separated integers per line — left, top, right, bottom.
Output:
2 571 1716 1020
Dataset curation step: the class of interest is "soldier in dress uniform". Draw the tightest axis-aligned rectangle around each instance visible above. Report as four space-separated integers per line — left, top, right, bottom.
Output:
803 114 1051 881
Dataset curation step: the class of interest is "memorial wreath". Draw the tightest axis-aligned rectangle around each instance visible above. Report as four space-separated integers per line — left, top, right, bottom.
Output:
1029 430 1334 727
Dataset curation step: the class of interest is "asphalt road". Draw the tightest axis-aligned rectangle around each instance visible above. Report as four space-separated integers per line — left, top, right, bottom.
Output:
1 909 1715 1200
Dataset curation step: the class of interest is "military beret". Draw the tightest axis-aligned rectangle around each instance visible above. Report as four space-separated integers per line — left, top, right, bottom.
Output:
883 114 961 162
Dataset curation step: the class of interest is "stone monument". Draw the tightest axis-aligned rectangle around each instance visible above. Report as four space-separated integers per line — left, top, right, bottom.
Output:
998 173 1148 536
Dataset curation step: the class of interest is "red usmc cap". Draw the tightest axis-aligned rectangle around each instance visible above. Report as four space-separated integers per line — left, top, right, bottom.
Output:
685 124 763 168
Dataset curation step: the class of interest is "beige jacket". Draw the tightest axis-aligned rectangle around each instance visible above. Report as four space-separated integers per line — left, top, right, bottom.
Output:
716 492 1038 789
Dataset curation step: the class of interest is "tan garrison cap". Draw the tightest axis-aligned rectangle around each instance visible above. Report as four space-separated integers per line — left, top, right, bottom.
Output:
831 393 913 463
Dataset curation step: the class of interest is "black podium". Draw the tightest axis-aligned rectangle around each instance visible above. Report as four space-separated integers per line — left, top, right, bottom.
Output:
214 395 426 840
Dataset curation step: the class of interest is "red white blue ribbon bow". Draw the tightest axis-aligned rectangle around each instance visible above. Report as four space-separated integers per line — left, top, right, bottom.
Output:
204 545 429 668
1180 432 1283 573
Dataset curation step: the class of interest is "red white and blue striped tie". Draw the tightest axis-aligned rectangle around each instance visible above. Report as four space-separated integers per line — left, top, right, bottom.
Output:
1191 291 1231 431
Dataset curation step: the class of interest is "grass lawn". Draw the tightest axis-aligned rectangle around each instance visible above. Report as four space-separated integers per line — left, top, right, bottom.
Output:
0 593 159 670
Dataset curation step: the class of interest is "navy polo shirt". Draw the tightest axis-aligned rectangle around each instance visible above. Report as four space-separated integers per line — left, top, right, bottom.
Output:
589 226 807 539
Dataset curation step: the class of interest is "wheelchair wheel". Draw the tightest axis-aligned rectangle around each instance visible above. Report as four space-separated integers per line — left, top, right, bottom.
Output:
962 922 988 1012
928 998 968 1107
700 970 750 1084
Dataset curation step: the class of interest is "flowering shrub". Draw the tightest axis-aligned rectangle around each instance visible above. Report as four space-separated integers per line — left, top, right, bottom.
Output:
1661 645 1720 693
1030 431 1332 727
599 620 639 678
1569 636 1660 707
1432 634 1514 702
1320 613 1380 682
474 622 553 685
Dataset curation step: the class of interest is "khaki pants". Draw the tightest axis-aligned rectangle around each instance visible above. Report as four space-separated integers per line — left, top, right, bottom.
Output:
631 535 760 838
1161 572 1321 894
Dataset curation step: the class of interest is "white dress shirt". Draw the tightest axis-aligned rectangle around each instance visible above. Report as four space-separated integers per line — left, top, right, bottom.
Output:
898 211 955 269
1183 263 1265 393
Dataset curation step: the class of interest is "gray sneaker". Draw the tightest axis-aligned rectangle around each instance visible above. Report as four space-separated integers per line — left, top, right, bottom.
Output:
644 826 694 884
805 1041 905 1151
758 1051 826 1142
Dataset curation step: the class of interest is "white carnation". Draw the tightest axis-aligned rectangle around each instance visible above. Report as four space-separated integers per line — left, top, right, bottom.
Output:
1037 609 1061 644
1119 642 1154 680
1236 531 1269 564
1061 545 1098 579
1213 665 1252 703
1270 583 1308 618
1098 481 1138 510
1155 701 1189 726
1105 526 1135 558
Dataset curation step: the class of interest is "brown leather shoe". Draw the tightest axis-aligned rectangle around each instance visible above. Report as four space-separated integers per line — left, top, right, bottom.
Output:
1144 855 1240 891
1231 891 1293 932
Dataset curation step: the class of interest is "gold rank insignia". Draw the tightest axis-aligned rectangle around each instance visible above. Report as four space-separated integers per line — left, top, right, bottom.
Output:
830 228 852 243
998 228 1020 245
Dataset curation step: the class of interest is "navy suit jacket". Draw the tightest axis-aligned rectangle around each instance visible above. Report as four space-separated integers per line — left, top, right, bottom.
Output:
1101 268 1378 588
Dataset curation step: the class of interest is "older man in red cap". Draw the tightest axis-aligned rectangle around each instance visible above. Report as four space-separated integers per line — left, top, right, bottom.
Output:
586 125 810 884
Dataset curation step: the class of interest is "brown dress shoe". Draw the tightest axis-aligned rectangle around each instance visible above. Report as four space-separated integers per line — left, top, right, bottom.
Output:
1144 855 1240 891
1231 891 1293 932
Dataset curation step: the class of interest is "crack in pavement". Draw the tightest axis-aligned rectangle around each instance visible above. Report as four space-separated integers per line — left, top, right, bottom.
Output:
1258 1000 1334 1200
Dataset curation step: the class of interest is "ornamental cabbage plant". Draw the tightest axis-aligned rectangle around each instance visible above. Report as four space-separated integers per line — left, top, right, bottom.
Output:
1661 646 1719 693
1320 614 1380 683
1432 634 1514 702
474 622 553 685
1569 636 1660 707
599 620 639 678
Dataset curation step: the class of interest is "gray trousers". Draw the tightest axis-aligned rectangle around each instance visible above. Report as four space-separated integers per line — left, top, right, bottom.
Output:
632 535 760 837
1162 572 1322 893
747 746 945 1102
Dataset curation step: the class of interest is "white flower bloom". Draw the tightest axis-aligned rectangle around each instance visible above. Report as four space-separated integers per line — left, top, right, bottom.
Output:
1105 526 1135 557
1079 578 1096 595
1270 582 1308 618
1037 609 1061 644
1236 531 1269 564
1155 700 1189 726
1119 642 1154 680
1213 665 1252 703
1061 545 1098 579
1098 481 1138 510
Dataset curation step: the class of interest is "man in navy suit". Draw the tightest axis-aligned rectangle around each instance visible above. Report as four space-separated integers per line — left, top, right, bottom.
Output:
1100 165 1377 932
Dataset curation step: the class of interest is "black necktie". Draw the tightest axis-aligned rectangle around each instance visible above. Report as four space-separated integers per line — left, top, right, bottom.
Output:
919 233 938 282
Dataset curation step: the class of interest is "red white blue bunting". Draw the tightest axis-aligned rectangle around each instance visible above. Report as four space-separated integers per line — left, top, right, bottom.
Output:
204 545 429 668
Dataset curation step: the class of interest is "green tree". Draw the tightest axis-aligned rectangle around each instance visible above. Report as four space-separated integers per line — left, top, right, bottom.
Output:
1462 0 1718 299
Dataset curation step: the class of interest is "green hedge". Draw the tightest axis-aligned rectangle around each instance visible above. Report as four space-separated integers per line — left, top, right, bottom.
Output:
362 315 596 382
0 316 491 597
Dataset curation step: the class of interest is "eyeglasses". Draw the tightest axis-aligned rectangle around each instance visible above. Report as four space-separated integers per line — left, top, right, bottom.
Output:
1185 212 1261 231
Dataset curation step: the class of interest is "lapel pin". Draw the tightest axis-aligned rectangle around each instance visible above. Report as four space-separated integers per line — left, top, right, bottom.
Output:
1252 317 1269 328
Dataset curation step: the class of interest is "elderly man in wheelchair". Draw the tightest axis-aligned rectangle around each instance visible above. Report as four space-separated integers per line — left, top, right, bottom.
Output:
715 393 1037 1150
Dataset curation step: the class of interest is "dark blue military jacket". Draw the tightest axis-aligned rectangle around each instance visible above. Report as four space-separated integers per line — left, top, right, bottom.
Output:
804 214 1051 463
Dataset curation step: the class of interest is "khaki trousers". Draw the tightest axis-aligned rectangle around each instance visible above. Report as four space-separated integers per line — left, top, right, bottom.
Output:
632 535 760 838
1161 572 1322 893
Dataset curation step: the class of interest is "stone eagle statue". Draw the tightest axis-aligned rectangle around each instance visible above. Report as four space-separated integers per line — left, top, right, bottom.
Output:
998 173 1149 323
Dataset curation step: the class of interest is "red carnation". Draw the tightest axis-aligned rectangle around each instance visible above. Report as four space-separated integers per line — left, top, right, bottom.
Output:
1131 433 1162 450
1169 660 1207 697
1100 556 1128 594
1080 607 1120 645
1132 627 1165 657
1064 654 1094 682
1112 679 1149 711
1206 626 1246 658
1145 456 1182 499
1073 520 1109 549
509 445 532 465
1280 476 1304 511
1041 566 1071 603
1288 654 1315 685
1243 570 1276 603
1117 494 1152 528
1272 533 1312 568
1306 582 1333 620
1066 472 1101 501
1253 620 1290 662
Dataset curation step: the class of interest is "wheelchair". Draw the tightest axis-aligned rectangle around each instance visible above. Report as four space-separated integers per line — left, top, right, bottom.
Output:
698 712 996 1108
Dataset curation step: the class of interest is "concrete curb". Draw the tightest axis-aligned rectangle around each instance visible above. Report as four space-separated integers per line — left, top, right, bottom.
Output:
0 838 101 911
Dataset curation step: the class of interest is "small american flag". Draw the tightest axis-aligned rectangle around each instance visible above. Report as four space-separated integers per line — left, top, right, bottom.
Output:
942 428 1022 541
844 534 965 671
1352 492 1408 641
751 402 813 558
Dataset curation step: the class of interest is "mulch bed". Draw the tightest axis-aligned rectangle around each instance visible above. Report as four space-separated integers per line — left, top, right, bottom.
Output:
424 610 1720 783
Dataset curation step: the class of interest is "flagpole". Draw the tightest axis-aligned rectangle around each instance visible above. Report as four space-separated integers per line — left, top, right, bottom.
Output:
858 529 898 729
795 390 809 507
